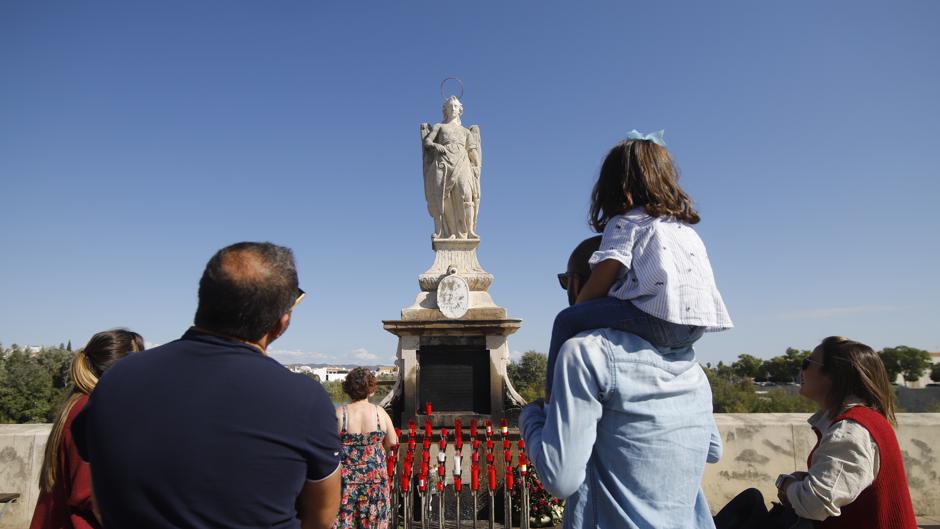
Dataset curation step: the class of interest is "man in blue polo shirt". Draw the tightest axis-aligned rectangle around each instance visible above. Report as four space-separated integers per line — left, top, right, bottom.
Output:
73 242 341 529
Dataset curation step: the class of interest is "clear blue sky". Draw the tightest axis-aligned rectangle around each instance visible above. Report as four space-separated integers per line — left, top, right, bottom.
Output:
2 1 938 366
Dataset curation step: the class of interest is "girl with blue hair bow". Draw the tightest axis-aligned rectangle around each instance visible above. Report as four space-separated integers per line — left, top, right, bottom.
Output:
545 131 733 399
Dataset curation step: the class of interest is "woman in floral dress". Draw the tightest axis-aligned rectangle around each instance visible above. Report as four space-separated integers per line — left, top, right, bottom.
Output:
334 368 398 529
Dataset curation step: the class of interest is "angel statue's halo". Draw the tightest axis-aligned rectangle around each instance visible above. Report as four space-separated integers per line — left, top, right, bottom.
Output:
439 76 464 101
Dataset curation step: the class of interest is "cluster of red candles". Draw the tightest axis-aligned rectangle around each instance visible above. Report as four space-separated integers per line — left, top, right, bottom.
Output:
386 401 528 498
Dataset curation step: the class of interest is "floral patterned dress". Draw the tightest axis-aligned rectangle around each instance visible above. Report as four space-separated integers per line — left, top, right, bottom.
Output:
333 405 390 529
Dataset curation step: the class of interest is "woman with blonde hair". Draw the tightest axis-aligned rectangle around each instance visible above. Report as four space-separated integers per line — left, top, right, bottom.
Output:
30 329 144 529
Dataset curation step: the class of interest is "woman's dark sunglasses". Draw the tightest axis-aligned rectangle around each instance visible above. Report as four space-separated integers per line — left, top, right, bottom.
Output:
801 358 824 371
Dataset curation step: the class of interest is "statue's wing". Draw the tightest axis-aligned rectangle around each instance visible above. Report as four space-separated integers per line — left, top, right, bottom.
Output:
420 123 436 206
469 125 482 171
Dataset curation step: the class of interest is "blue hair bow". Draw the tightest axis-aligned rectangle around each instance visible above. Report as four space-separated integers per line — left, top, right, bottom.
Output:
626 129 666 147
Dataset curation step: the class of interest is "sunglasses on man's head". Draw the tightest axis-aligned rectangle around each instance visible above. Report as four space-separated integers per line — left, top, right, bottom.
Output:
557 273 574 290
291 288 306 311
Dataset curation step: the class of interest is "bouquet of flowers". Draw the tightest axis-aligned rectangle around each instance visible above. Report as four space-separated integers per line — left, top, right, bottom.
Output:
509 465 564 527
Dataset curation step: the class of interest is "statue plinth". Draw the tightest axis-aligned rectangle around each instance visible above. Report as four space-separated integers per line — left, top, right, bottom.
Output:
405 238 503 320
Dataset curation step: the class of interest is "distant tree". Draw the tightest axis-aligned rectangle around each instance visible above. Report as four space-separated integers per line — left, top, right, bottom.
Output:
880 346 932 385
507 351 548 403
705 368 756 413
931 363 940 384
67 340 72 352
731 354 764 380
0 348 58 423
761 348 810 384
879 348 903 382
322 380 348 404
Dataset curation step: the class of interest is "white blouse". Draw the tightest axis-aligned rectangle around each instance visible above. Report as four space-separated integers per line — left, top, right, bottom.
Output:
778 401 880 521
588 208 732 330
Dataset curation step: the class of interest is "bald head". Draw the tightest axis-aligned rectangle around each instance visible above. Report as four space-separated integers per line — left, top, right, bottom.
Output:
194 242 299 342
564 236 601 306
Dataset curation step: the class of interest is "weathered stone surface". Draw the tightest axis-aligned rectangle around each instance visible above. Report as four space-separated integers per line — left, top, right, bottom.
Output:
703 413 940 516
0 424 50 529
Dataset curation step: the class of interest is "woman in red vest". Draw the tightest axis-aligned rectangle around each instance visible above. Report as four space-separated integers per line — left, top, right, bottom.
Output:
29 329 144 529
715 336 918 529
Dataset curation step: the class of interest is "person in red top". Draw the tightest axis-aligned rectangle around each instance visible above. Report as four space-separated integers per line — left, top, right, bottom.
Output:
714 336 918 529
29 329 144 529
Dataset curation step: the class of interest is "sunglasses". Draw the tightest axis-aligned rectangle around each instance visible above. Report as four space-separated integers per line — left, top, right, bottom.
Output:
558 272 584 290
291 288 306 311
801 358 824 371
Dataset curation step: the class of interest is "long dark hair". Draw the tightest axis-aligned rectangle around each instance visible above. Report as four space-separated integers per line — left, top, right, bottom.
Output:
589 139 700 232
39 329 144 492
817 336 897 425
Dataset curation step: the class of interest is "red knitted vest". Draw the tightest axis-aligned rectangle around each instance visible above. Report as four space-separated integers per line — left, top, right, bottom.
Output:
806 406 917 529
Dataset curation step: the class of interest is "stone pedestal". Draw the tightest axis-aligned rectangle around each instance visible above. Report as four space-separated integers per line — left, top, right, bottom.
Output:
380 238 526 426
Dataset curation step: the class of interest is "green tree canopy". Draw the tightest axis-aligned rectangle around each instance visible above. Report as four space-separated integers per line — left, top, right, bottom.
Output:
880 346 932 385
731 354 764 380
507 350 548 403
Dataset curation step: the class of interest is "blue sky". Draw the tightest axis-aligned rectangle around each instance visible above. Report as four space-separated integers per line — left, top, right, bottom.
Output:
2 1 938 366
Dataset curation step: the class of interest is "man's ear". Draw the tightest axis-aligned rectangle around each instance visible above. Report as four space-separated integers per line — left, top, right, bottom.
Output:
268 312 292 344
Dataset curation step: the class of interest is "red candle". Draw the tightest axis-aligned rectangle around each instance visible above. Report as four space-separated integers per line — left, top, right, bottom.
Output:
387 459 396 479
500 418 508 437
408 437 416 451
504 450 512 463
422 450 430 464
454 476 462 492
471 463 480 490
503 439 510 451
470 419 478 439
404 460 412 478
471 450 479 463
486 439 494 452
423 438 430 451
437 479 444 492
426 401 432 416
455 437 463 450
418 474 427 492
472 439 480 451
439 438 446 451
506 467 514 489
437 464 445 478
401 473 410 492
518 439 525 451
519 453 528 476
454 418 462 437
486 452 494 464
409 419 416 438
485 420 493 437
425 420 432 438
488 466 497 491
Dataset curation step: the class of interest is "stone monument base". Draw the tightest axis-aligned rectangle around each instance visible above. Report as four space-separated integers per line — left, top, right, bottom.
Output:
380 319 526 427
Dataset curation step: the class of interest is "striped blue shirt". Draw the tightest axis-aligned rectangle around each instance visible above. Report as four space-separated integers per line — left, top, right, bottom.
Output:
588 208 733 331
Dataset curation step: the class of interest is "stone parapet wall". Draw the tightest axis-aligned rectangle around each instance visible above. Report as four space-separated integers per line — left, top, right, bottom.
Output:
2 414 939 528
705 413 940 517
0 424 51 529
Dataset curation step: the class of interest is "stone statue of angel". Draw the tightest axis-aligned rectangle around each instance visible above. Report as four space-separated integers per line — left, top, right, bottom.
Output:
421 96 481 239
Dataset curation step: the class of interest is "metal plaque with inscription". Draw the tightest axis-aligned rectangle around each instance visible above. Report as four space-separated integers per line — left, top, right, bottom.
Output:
417 345 490 414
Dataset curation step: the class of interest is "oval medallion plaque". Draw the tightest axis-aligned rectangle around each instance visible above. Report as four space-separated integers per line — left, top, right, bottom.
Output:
437 274 470 319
